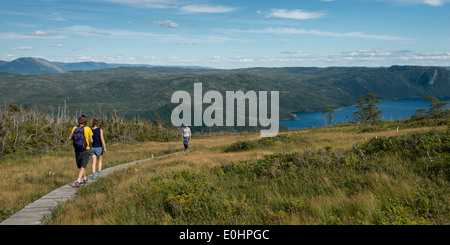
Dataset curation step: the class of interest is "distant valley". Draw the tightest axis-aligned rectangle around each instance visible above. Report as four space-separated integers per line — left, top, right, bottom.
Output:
0 57 211 74
1 57 449 132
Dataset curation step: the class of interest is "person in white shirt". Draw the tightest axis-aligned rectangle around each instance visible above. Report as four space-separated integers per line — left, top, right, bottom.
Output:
182 124 191 151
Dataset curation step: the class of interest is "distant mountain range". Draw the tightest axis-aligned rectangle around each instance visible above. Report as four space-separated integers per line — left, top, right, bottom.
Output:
0 57 211 74
1 61 449 131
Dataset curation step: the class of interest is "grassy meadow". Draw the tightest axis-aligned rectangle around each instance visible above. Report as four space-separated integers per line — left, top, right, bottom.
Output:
1 120 448 224
0 140 183 221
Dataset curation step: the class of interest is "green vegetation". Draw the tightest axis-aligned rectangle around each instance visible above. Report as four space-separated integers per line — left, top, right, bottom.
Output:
0 137 184 223
159 129 445 225
1 86 448 224
323 108 335 127
1 65 448 129
412 96 450 120
43 127 449 225
0 104 179 159
353 93 383 124
331 95 450 133
224 133 303 152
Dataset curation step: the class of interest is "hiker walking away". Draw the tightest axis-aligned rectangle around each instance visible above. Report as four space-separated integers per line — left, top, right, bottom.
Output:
182 124 191 151
68 115 93 187
90 118 107 179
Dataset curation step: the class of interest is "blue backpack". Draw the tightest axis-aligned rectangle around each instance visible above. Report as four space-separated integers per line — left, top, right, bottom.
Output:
72 126 87 151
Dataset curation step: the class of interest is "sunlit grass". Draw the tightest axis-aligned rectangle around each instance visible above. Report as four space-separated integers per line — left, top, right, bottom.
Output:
36 125 447 225
0 140 182 222
1 124 447 223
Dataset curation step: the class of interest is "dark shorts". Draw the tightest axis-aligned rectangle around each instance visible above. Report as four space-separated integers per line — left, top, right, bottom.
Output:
89 147 103 156
75 149 90 169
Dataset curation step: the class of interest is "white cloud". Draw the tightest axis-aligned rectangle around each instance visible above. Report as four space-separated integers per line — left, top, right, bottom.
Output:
50 43 64 47
375 0 449 6
62 25 93 32
47 12 65 21
417 0 448 6
344 32 408 41
61 25 112 36
59 25 239 45
180 4 239 14
8 22 38 28
0 54 16 61
89 30 111 35
281 50 304 54
0 32 29 39
207 49 450 68
18 49 450 69
328 49 450 66
32 30 47 36
94 0 178 9
147 19 178 28
267 9 326 20
239 58 254 62
0 32 64 39
230 27 409 41
291 49 450 67
61 26 122 36
9 46 33 50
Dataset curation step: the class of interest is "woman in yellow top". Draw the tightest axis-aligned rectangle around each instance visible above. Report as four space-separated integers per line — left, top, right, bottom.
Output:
68 115 93 187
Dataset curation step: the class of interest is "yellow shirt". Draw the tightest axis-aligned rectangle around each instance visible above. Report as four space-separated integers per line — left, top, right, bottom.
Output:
71 126 94 150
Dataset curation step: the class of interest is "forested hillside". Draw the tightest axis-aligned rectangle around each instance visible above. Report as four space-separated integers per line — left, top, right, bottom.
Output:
1 65 448 129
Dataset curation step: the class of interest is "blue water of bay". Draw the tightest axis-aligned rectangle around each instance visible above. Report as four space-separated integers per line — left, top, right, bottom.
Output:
280 97 450 130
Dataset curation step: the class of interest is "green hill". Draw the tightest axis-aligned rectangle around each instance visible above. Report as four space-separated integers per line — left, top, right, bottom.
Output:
40 125 449 225
1 65 448 131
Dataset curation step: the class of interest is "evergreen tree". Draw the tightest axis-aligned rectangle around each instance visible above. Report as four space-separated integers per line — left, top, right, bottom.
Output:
323 108 335 126
411 108 427 120
153 112 165 127
423 96 449 119
353 93 382 124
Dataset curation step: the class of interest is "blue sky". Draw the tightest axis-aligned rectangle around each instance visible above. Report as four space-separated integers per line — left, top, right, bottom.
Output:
1 0 449 68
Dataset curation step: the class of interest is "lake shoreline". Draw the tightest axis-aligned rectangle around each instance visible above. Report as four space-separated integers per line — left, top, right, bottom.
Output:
280 97 450 130
281 96 450 121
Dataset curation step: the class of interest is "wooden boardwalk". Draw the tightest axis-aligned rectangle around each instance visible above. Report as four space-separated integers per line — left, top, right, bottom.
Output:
0 150 189 225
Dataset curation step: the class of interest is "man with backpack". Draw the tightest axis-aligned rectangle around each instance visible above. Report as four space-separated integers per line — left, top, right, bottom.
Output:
68 115 93 187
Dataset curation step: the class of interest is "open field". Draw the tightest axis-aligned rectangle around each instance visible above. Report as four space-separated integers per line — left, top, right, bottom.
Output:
0 139 183 221
1 123 445 224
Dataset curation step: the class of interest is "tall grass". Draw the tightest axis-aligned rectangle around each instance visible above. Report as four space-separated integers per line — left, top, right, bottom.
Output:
0 141 183 222
43 127 449 225
0 104 182 222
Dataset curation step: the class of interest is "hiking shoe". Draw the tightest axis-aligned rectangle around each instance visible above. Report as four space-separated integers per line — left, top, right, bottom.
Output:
75 182 80 188
84 179 88 184
92 174 97 180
